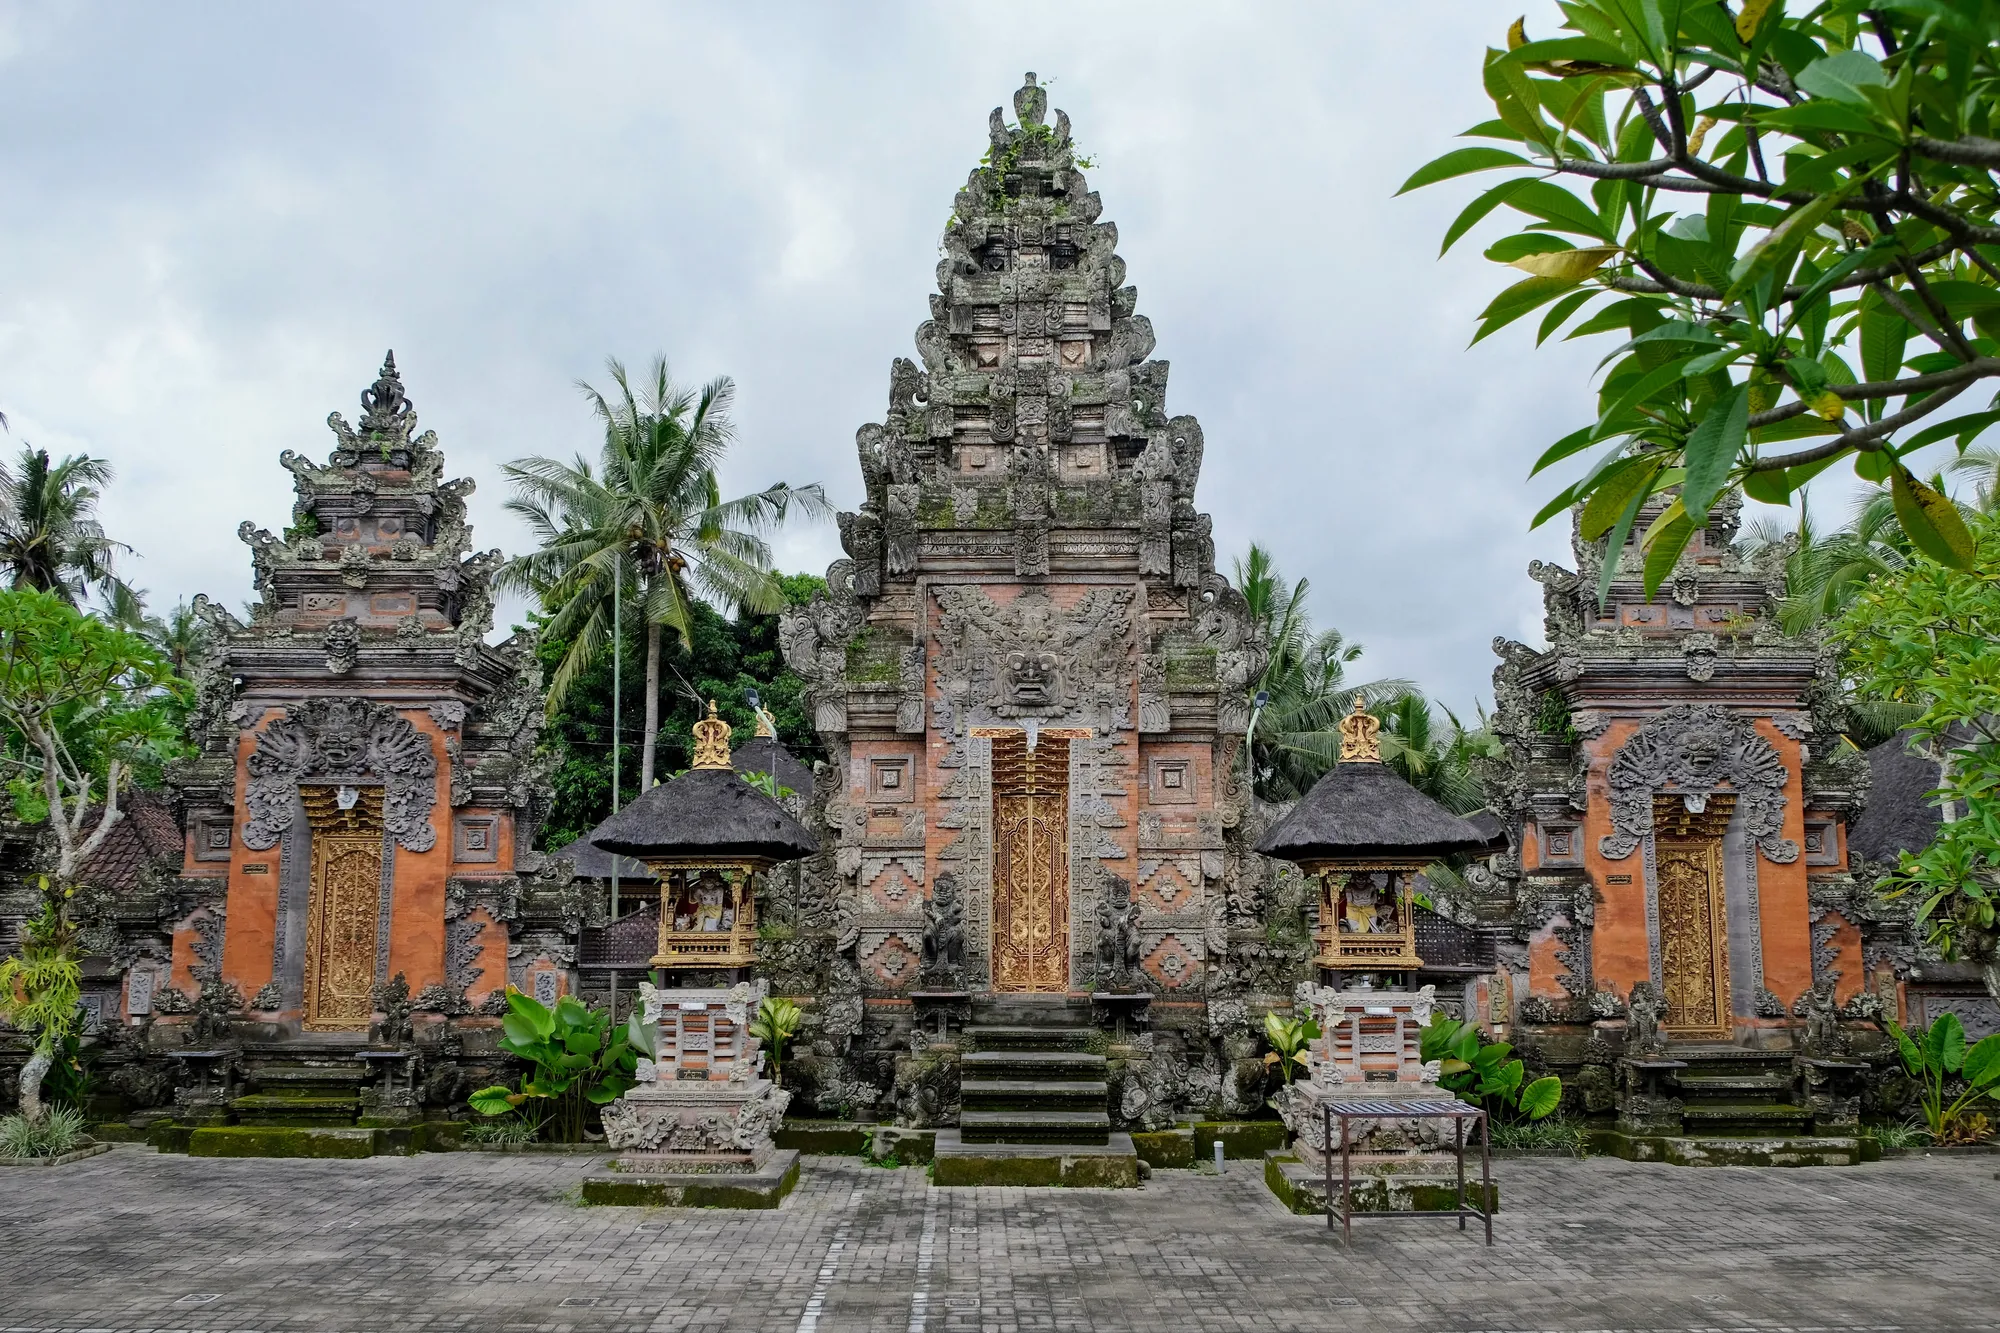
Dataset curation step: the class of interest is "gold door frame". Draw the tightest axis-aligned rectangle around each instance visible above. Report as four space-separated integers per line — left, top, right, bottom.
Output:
300 785 386 1032
978 728 1085 994
1653 793 1734 1041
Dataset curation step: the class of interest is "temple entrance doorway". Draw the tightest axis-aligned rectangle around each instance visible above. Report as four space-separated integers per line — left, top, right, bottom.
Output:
300 784 386 1031
1653 792 1735 1040
987 729 1072 993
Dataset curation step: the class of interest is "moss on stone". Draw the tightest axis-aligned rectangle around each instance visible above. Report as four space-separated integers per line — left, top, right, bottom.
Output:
188 1127 378 1159
1131 1129 1196 1169
1264 1151 1499 1215
580 1157 800 1209
1195 1120 1287 1160
775 1120 873 1156
932 1149 1138 1188
147 1120 195 1154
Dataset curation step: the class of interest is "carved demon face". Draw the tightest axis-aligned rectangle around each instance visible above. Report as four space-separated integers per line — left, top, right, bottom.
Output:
1003 650 1061 710
1681 721 1730 777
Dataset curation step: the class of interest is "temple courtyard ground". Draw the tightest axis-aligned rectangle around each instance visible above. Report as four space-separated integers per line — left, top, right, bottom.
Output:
0 1148 1993 1332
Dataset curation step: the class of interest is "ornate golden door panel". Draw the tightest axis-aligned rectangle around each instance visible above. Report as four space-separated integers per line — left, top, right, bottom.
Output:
988 731 1072 993
1653 793 1735 1040
301 785 386 1032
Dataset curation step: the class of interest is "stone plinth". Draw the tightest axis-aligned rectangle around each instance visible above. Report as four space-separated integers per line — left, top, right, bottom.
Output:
600 1078 790 1170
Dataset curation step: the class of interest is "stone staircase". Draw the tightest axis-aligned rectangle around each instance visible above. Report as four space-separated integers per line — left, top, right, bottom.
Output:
933 997 1135 1186
1598 1043 1863 1167
1668 1046 1813 1137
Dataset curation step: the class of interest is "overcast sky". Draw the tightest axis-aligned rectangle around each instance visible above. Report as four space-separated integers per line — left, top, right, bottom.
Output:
2 2 1861 711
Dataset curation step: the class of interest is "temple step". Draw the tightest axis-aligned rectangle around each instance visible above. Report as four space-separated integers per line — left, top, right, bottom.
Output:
959 1110 1112 1145
1679 1102 1813 1131
1673 1072 1794 1095
966 1025 1096 1052
960 1050 1107 1078
960 1079 1108 1110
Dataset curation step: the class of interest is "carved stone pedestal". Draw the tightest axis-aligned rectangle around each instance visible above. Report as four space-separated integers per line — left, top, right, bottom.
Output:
1280 1081 1459 1172
601 1078 791 1170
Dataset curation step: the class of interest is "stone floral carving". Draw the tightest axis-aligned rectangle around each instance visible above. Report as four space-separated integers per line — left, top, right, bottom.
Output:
242 697 439 852
1598 704 1799 863
933 584 1135 720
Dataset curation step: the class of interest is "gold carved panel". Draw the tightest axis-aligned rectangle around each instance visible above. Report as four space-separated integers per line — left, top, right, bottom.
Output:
301 785 385 1032
1654 793 1733 1040
989 731 1071 993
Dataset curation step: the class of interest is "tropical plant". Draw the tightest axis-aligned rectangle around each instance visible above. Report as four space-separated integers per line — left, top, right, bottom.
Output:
1832 509 2000 993
1885 1011 2000 1144
499 357 830 792
0 447 133 606
748 996 803 1088
1261 1010 1321 1094
1489 1116 1586 1154
1234 544 1407 801
0 879 83 1121
0 1104 88 1159
1375 694 1504 816
1420 1014 1563 1122
1404 2 2000 602
467 988 642 1143
459 1115 542 1146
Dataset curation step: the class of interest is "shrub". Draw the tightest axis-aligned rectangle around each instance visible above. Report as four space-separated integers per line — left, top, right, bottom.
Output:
460 1116 542 1146
0 1105 89 1158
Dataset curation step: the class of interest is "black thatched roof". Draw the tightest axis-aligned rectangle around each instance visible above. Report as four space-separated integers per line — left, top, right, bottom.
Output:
550 827 656 884
589 765 819 864
732 736 815 797
1255 761 1497 863
1849 730 1946 863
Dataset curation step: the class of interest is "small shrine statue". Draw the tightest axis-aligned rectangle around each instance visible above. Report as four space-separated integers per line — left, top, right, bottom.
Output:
921 871 966 974
1344 874 1397 935
693 872 727 932
1095 872 1142 983
1626 981 1663 1053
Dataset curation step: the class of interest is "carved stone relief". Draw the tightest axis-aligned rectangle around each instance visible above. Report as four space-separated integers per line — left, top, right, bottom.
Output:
242 697 439 853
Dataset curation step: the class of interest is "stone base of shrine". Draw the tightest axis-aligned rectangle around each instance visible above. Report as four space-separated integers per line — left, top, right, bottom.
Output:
1264 1151 1500 1216
1587 1128 1863 1167
930 1130 1139 1188
579 1149 801 1208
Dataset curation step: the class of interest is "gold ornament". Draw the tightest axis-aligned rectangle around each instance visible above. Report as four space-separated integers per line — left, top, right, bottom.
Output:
691 700 734 770
1337 697 1382 764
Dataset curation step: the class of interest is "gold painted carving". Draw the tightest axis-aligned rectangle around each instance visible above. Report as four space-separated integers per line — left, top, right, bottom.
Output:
990 730 1071 993
301 784 386 1032
1312 866 1422 970
650 860 759 968
691 700 734 770
1654 793 1733 1039
1337 697 1381 764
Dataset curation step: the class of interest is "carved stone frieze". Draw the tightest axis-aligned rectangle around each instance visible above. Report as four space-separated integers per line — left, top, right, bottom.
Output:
1598 704 1799 864
242 697 439 852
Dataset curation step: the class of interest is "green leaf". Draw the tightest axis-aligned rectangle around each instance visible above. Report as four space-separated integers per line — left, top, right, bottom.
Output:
1683 383 1751 524
1396 146 1531 196
1741 467 1793 504
1538 289 1598 345
1900 409 2000 454
564 1028 601 1057
1579 456 1661 539
1473 275 1584 343
1503 37 1636 68
1519 1075 1563 1120
1512 247 1621 281
468 1086 522 1117
505 986 556 1039
1596 356 1699 433
1510 180 1617 240
1795 49 1887 105
1859 291 1912 391
501 1013 542 1048
1927 1011 1966 1074
1728 192 1843 302
1594 477 1652 610
1441 178 1533 256
1642 499 1695 595
1890 465 1976 569
1529 425 1599 478
1887 1019 1923 1077
1963 1034 2000 1089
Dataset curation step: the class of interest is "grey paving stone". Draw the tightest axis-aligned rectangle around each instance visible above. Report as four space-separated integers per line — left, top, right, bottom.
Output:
0 1147 1994 1332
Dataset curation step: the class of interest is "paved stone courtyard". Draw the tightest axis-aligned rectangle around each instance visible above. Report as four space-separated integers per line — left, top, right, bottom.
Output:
0 1147 1995 1333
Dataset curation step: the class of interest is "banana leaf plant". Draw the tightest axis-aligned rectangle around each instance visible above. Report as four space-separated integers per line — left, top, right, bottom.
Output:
748 996 802 1088
1420 1014 1563 1122
1886 1011 2000 1144
468 987 642 1142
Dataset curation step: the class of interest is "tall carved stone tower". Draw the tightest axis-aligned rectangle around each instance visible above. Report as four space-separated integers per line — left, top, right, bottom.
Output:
163 355 559 1038
778 76 1264 1119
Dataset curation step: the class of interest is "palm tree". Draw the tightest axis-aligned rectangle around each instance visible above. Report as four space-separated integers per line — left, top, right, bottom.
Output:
0 447 132 605
1375 693 1499 816
1947 444 2000 514
500 357 830 791
1235 543 1407 801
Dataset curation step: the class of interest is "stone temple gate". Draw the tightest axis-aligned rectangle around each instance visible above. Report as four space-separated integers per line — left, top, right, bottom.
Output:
778 72 1265 1014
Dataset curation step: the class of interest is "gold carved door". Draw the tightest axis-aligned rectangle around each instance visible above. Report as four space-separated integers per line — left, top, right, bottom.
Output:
1653 794 1734 1040
988 731 1071 993
301 785 386 1032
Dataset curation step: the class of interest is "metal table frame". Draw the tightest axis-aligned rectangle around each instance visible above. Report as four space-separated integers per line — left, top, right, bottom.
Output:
1322 1099 1492 1247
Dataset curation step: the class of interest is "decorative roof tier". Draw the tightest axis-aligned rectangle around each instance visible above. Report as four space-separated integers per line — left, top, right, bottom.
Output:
589 704 819 866
1256 701 1496 865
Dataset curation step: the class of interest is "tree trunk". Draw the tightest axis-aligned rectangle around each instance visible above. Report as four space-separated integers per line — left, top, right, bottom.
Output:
639 620 663 792
17 1043 52 1122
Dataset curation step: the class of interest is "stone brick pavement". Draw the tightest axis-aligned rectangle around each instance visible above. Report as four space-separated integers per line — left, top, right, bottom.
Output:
0 1146 1995 1332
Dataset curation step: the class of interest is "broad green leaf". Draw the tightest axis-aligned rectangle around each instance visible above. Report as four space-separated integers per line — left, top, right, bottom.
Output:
468 1086 522 1117
1396 146 1530 196
1795 49 1887 105
1856 448 1895 482
1538 289 1598 345
1441 178 1534 256
564 1028 601 1057
1580 455 1660 539
1596 356 1699 432
1473 275 1583 343
1859 291 1912 389
1963 1034 2000 1089
1529 425 1599 478
1486 232 1576 262
1510 180 1618 240
1926 1010 1966 1074
501 1013 542 1048
1900 409 2000 454
1887 1019 1923 1077
1890 465 1976 569
584 1084 623 1105
505 986 556 1039
1519 1075 1563 1120
1684 383 1751 523
1741 467 1792 504
1728 191 1843 301
1594 472 1652 609
1502 37 1636 68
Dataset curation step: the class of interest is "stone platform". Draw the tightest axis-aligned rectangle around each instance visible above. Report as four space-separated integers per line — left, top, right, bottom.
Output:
1263 1150 1500 1215
1588 1127 1865 1167
931 1129 1139 1187
580 1148 801 1208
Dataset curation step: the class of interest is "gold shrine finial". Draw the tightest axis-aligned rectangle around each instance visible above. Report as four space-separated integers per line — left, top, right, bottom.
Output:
691 700 734 770
752 704 778 739
1338 697 1382 764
